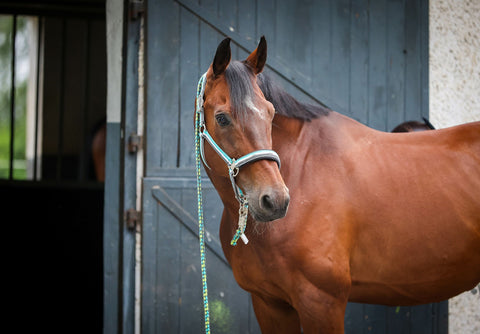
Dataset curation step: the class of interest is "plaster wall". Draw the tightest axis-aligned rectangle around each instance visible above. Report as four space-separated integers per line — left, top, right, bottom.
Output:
429 0 480 333
430 0 480 127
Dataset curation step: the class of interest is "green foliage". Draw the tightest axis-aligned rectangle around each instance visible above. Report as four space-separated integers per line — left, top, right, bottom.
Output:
0 16 13 77
0 15 29 179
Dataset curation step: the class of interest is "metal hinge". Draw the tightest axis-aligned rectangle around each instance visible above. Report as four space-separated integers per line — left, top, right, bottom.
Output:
125 208 141 230
128 133 142 153
129 0 145 20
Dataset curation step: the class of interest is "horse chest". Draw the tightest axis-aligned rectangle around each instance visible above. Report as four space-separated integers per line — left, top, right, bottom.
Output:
227 242 296 299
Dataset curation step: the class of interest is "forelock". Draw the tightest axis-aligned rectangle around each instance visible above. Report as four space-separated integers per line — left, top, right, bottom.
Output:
224 61 256 119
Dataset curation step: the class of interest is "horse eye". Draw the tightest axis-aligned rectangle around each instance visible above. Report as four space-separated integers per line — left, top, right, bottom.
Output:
215 113 231 127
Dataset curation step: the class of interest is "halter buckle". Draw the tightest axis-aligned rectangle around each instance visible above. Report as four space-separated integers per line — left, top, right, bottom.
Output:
229 160 240 177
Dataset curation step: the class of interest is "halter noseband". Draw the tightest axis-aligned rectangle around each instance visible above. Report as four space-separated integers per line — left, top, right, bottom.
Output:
195 72 281 244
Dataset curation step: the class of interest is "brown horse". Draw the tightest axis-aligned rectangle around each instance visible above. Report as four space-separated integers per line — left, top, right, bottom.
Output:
196 37 480 333
391 118 435 132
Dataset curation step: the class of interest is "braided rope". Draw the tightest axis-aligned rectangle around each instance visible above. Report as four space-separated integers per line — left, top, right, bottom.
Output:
230 199 249 246
195 74 210 334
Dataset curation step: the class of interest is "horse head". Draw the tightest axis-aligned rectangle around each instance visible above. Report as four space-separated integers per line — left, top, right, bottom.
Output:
199 37 289 222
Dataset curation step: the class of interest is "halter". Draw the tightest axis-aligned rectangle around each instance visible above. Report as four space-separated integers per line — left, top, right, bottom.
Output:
195 72 281 245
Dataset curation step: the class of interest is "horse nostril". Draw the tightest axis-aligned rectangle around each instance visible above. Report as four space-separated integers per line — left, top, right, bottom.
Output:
261 194 274 211
283 195 290 210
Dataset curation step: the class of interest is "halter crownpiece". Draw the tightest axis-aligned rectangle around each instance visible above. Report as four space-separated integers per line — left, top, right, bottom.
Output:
195 72 281 245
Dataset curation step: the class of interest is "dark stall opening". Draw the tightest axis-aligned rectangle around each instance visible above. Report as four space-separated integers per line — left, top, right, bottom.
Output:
0 2 106 332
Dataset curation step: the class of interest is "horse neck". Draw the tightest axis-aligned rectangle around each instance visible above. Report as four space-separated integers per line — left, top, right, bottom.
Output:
272 111 351 145
272 111 373 167
272 114 305 143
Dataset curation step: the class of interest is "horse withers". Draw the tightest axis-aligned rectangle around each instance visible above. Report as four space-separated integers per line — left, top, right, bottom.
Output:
196 36 480 333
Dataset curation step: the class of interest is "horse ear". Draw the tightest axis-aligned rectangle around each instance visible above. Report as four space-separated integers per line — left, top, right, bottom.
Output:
212 37 231 77
245 36 267 74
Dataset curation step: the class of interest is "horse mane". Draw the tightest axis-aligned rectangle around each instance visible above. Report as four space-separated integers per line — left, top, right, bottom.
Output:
224 60 329 122
257 72 330 121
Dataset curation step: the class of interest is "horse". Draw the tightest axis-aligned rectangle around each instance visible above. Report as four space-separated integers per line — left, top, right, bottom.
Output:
391 118 435 132
195 36 480 333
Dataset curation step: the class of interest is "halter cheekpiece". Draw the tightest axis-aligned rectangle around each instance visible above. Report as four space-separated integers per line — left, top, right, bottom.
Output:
195 72 281 245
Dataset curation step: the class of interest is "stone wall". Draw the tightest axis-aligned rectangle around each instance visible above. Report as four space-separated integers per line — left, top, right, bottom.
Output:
429 0 480 333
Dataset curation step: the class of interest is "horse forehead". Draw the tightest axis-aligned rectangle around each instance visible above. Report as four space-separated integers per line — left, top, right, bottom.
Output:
205 79 229 105
207 79 269 117
243 95 270 120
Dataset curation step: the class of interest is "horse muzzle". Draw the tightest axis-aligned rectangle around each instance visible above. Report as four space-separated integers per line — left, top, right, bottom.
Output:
249 186 290 222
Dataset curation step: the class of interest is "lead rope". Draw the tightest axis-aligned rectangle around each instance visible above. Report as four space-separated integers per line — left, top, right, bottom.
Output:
195 75 210 334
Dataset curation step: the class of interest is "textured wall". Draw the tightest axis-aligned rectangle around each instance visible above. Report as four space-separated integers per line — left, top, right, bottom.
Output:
430 0 480 128
429 0 480 333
